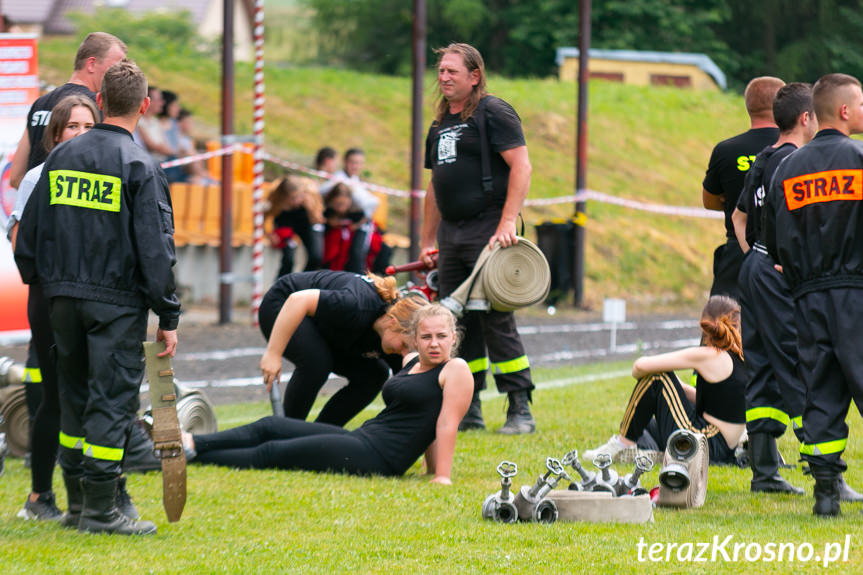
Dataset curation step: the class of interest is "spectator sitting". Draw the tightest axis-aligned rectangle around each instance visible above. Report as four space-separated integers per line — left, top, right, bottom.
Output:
267 175 325 278
319 147 379 220
315 146 338 175
136 86 184 183
322 183 391 274
176 108 213 185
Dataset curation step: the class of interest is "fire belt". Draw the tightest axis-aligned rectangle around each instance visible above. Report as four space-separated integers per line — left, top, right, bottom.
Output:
143 342 187 522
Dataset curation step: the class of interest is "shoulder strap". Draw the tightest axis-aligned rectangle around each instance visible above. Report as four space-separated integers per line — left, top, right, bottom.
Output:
474 96 494 206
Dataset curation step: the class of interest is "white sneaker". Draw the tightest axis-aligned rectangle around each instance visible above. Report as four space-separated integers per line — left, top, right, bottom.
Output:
584 435 636 464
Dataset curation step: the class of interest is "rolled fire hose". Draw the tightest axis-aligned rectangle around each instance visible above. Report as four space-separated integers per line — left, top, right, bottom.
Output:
656 431 709 508
174 382 219 435
440 237 551 317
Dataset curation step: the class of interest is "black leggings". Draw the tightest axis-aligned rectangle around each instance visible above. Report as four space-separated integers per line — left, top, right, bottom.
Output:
27 284 61 494
258 294 389 426
193 416 394 476
619 372 736 464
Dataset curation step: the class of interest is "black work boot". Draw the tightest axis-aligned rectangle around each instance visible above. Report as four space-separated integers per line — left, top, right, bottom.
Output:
748 433 804 494
78 477 157 535
116 476 140 520
60 473 84 529
812 472 841 517
837 474 863 502
496 390 536 435
458 391 485 431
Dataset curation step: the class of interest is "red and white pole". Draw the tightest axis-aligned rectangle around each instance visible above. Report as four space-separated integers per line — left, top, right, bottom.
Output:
251 0 265 326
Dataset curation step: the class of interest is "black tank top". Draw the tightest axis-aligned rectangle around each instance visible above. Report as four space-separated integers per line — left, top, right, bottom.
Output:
695 350 746 423
353 357 445 474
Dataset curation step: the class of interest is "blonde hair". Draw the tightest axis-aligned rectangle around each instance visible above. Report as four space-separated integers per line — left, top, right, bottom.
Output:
409 303 461 357
385 294 429 335
700 295 743 359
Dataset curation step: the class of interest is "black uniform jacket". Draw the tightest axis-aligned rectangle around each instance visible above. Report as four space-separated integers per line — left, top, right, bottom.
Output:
765 129 863 298
15 123 181 330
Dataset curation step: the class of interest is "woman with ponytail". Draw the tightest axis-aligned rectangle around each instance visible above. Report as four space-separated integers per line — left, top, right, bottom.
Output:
584 295 746 465
259 271 427 426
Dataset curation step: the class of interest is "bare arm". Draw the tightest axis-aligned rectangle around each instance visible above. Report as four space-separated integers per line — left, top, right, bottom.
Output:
420 180 442 267
429 358 473 484
9 130 30 190
631 346 731 382
490 146 531 248
137 122 175 157
702 188 724 211
731 208 749 253
681 382 697 403
260 290 320 390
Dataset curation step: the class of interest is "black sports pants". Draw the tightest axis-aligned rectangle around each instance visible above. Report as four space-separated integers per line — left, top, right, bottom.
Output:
619 372 736 464
737 249 805 440
258 293 390 426
437 210 533 395
193 415 394 475
794 288 863 476
26 284 61 493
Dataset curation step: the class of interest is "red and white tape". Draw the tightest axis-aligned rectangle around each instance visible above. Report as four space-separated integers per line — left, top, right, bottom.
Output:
251 0 266 325
159 145 238 169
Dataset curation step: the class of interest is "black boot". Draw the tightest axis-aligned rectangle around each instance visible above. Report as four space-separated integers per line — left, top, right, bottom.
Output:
458 392 485 431
837 474 863 502
496 390 536 435
812 472 841 517
60 473 84 529
78 477 157 535
748 433 804 494
116 476 140 520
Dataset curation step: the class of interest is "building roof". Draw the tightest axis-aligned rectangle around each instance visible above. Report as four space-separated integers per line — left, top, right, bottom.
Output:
555 48 727 91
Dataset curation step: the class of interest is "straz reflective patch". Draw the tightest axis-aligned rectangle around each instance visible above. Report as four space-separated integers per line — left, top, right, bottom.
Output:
49 170 121 212
783 169 863 211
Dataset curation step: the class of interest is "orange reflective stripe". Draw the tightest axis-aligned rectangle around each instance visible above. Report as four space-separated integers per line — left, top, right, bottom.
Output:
783 169 863 211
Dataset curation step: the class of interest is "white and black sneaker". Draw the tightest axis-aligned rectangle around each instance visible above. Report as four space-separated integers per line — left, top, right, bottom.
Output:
17 492 63 521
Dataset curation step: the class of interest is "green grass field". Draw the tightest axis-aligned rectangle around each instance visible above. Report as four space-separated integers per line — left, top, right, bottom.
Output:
2 362 861 574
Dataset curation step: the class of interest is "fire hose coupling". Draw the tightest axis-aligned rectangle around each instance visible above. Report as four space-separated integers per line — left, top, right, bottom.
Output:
481 461 519 524
0 357 25 388
512 457 567 523
562 449 597 491
656 429 710 509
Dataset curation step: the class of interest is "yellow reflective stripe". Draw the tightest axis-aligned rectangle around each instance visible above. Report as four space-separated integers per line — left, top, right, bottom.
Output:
58 431 84 450
466 357 489 374
745 406 790 426
800 438 847 456
82 441 124 462
491 355 530 375
22 367 42 383
690 371 697 387
791 416 803 430
49 169 121 212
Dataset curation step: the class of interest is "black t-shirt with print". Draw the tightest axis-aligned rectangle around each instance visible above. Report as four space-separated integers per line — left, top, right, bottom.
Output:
424 95 525 222
266 270 388 355
735 142 796 248
25 83 97 170
702 127 779 237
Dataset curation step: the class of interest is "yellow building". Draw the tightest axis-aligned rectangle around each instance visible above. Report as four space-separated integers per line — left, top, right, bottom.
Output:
556 48 726 91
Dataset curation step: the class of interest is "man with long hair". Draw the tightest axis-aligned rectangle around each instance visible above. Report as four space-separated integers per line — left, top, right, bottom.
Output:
420 43 535 434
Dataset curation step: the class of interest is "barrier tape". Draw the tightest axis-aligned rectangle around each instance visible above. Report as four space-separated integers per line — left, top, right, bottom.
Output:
165 148 723 221
159 145 239 169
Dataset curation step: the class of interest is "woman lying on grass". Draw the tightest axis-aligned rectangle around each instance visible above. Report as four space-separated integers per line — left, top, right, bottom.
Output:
584 295 746 465
184 304 473 484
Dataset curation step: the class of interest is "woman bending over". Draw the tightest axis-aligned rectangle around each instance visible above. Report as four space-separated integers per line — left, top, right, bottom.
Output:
584 295 746 465
259 270 425 426
187 304 473 483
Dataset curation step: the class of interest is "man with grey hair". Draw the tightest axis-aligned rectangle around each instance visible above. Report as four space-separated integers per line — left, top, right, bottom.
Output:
15 59 180 535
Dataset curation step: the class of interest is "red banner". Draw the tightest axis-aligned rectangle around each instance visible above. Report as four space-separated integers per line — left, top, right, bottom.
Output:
0 34 38 340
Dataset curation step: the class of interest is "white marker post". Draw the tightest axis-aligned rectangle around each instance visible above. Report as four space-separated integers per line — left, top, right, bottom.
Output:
603 298 626 352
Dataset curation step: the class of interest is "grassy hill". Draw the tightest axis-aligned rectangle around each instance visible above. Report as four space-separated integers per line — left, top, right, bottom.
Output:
37 35 750 312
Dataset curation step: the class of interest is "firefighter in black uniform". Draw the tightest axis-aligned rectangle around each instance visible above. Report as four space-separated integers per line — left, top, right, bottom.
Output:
420 43 535 434
765 73 863 517
735 84 863 502
15 60 180 534
702 77 784 301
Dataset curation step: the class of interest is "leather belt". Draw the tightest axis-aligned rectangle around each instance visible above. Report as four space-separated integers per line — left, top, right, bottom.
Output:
143 341 187 522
